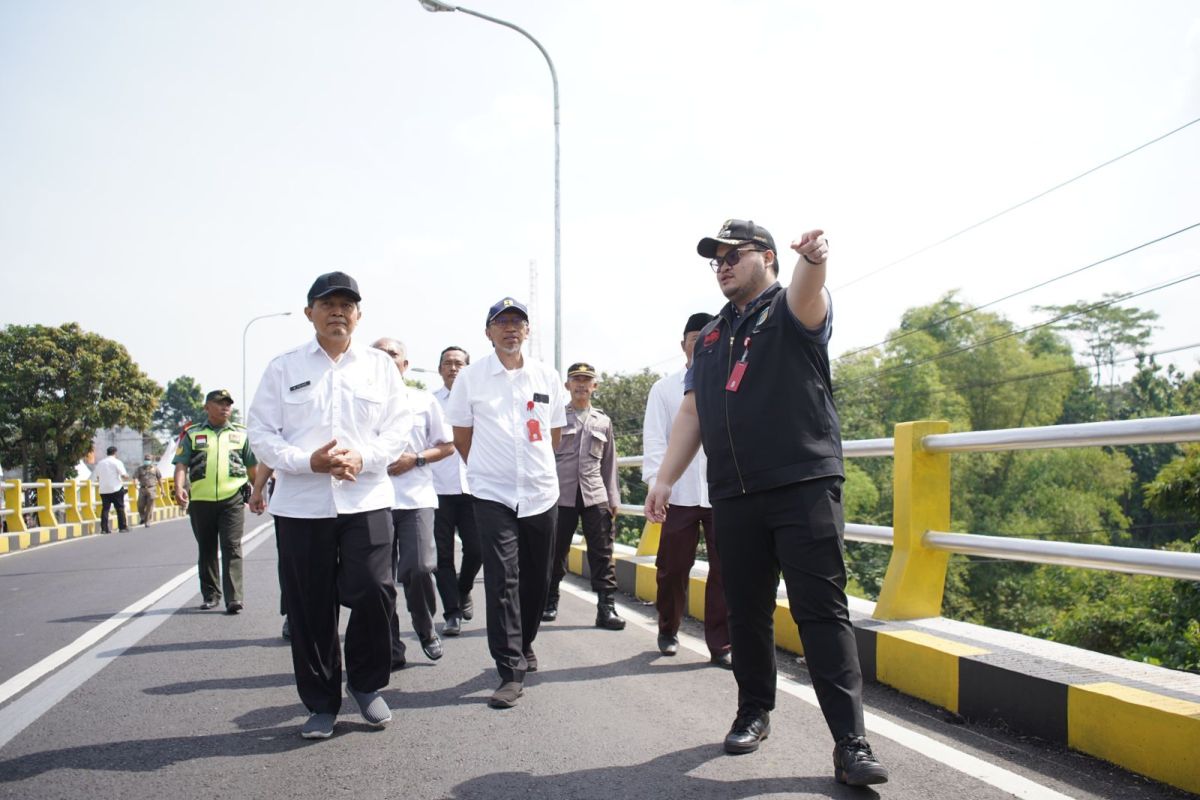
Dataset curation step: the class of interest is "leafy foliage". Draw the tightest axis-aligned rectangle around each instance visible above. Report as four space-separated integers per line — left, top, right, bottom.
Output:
152 376 204 436
595 368 661 546
0 323 161 480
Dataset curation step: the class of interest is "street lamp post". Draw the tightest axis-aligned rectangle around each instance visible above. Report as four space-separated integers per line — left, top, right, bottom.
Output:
417 0 562 376
242 312 293 409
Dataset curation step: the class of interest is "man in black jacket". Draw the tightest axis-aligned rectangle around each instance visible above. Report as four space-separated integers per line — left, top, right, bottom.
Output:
645 219 889 788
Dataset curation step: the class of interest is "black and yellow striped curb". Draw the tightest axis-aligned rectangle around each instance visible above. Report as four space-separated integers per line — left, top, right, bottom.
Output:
567 543 1200 795
0 506 186 555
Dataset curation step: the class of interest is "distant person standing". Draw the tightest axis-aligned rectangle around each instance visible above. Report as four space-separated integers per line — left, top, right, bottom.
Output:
371 337 455 668
642 312 731 668
95 446 130 534
174 389 257 613
430 345 481 637
545 362 624 630
133 454 163 527
248 271 410 739
445 297 567 709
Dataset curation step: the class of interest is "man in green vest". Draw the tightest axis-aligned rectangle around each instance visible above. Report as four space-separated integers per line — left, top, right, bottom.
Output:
174 389 258 613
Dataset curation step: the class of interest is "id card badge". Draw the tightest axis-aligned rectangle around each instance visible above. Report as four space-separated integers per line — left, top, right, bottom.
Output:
726 336 752 392
527 418 543 442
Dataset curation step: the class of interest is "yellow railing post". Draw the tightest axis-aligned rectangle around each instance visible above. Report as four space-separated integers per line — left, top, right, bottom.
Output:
64 479 84 524
874 420 951 620
2 479 28 533
80 481 98 522
127 481 139 523
635 520 661 556
36 478 56 528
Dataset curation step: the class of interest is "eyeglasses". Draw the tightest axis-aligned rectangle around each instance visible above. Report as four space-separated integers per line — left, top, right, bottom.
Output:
489 315 528 329
709 246 765 272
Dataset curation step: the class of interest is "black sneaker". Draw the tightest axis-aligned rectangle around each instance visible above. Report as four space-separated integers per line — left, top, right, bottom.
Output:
724 709 770 754
200 598 219 610
833 735 889 786
226 602 243 615
657 634 679 656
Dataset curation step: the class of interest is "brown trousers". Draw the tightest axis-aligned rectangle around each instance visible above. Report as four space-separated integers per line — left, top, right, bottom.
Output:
654 504 730 657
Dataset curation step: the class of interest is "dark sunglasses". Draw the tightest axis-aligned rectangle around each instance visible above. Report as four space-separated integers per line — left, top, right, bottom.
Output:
709 246 765 272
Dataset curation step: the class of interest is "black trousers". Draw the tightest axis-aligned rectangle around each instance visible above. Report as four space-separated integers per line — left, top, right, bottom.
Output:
100 489 127 533
548 488 616 598
472 499 556 683
433 493 482 618
188 495 245 606
275 509 395 715
712 476 865 741
389 507 437 663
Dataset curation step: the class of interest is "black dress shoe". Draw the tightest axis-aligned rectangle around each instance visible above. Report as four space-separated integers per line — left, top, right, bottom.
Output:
226 602 243 615
488 681 523 709
421 635 444 661
657 634 679 656
442 614 462 637
390 656 407 671
833 735 889 786
460 594 474 620
524 649 538 673
200 598 218 610
724 710 770 754
541 598 558 622
710 651 732 669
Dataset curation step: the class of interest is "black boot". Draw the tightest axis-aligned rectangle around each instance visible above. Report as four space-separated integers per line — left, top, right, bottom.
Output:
541 595 558 622
595 591 625 630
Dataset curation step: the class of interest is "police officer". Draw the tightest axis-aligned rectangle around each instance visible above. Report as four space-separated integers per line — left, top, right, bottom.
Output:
645 220 889 787
545 362 623 630
174 389 257 613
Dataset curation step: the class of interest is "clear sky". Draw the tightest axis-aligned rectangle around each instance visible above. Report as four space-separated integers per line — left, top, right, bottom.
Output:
2 0 1198 410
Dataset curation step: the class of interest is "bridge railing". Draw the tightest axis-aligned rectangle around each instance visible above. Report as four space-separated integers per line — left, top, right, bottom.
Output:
0 475 180 534
616 413 1200 621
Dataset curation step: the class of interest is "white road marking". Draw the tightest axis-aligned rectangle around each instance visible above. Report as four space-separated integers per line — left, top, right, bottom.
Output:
0 520 274 748
558 581 1077 800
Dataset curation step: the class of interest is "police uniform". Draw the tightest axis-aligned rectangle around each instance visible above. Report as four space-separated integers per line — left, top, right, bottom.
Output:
173 395 257 611
547 362 623 628
688 220 879 781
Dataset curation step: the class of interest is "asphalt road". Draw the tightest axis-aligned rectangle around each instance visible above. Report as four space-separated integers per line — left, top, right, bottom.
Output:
0 514 1193 800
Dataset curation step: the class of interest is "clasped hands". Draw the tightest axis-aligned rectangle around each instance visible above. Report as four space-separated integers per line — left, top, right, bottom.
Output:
310 439 364 481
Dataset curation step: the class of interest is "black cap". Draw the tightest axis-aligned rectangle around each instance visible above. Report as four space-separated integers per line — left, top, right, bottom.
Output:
683 312 714 335
696 219 776 259
566 362 598 378
486 297 529 325
307 271 362 303
205 389 234 404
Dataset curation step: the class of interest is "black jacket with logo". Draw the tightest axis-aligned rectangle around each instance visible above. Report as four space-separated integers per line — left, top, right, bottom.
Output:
690 282 843 501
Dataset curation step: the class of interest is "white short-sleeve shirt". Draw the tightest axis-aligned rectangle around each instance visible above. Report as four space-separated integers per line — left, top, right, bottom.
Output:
95 456 129 495
247 337 411 519
444 351 567 517
390 386 452 510
431 385 469 496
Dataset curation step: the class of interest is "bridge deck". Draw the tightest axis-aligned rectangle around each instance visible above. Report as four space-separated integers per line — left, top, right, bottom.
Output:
0 516 1192 799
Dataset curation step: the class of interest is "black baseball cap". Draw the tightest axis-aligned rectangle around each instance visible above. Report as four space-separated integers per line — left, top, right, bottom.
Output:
206 389 234 404
683 312 714 335
486 297 529 325
567 362 598 378
696 219 776 259
307 271 362 303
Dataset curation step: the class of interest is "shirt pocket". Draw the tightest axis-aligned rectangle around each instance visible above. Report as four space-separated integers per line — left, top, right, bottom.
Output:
588 428 607 459
354 387 385 427
281 386 316 431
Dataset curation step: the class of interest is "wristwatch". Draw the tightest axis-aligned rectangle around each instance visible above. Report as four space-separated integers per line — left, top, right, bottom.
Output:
415 455 427 468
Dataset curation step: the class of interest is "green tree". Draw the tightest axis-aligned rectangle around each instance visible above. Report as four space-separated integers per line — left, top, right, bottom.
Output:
595 369 661 546
1034 294 1158 396
0 323 161 480
152 375 204 435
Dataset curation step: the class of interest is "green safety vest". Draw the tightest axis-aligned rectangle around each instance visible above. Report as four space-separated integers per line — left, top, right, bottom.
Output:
175 422 253 502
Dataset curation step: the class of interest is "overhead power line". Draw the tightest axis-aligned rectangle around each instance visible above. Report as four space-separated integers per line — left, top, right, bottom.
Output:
833 270 1200 390
834 222 1200 363
832 115 1200 293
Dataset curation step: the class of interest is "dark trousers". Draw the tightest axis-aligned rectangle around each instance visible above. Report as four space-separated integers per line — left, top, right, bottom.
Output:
549 488 616 598
188 495 245 605
655 504 730 657
275 509 395 715
713 477 865 741
389 507 437 663
100 489 127 533
472 499 556 683
433 493 482 618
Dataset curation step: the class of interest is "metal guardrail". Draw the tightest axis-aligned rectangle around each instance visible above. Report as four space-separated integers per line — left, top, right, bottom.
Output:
614 415 1200 586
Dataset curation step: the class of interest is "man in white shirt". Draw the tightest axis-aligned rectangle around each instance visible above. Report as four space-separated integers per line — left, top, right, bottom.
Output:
430 345 481 637
445 297 567 709
642 312 731 668
248 271 411 740
95 446 130 534
372 338 455 668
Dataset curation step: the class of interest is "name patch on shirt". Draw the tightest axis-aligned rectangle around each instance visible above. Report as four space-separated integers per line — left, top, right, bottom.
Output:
533 393 549 404
289 380 311 392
